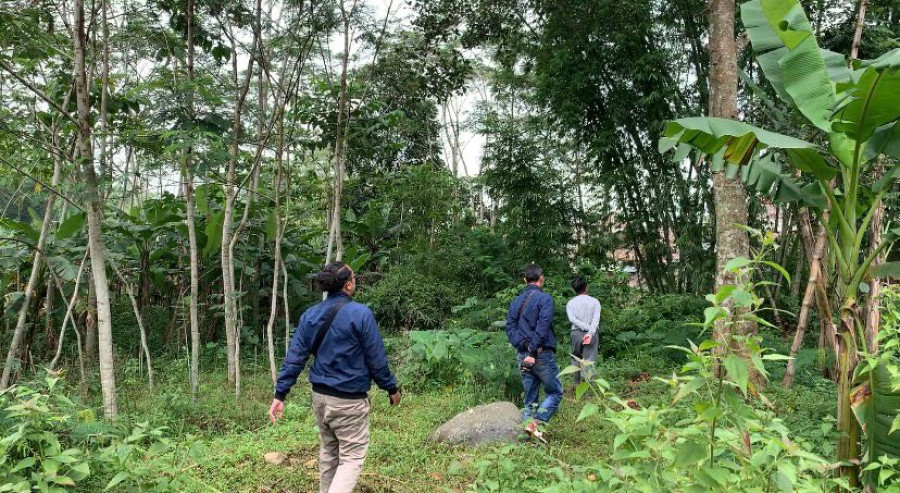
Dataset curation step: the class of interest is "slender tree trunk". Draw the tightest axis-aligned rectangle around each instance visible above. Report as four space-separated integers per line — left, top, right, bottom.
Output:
282 259 291 356
864 196 884 353
85 273 97 362
783 210 828 387
74 0 117 417
221 19 256 393
266 146 284 383
850 0 869 61
708 0 752 355
325 0 355 267
44 276 55 360
112 263 154 390
50 251 89 373
0 137 63 389
183 0 201 399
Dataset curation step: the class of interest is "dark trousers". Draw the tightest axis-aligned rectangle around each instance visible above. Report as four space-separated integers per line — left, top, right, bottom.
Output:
570 330 598 386
517 351 563 423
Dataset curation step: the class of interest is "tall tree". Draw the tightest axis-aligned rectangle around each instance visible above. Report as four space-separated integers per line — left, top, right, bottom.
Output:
74 0 118 417
708 0 750 342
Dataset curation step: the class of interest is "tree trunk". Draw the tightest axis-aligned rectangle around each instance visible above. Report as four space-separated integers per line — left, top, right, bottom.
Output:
864 164 885 354
325 0 354 267
50 251 88 374
112 263 154 390
74 0 117 418
221 20 256 394
183 0 201 399
708 0 751 357
783 210 828 388
44 276 55 360
85 272 97 362
0 138 62 389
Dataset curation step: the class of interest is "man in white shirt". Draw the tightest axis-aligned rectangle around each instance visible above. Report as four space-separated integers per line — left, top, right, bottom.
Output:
566 277 601 388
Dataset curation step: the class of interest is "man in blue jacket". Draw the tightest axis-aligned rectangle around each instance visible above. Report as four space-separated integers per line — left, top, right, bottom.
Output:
506 264 562 440
269 262 400 493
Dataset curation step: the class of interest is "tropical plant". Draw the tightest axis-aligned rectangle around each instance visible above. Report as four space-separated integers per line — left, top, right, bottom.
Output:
852 285 900 489
563 230 844 491
661 0 900 479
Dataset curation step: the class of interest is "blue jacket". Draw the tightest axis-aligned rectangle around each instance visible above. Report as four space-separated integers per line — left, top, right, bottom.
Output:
274 293 397 401
506 284 556 354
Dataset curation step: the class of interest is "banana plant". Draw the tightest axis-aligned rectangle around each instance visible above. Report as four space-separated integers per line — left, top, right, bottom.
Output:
659 0 899 483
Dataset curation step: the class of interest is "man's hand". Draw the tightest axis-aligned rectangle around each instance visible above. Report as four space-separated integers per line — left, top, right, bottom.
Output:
523 356 536 367
269 398 285 424
389 391 402 406
582 334 592 346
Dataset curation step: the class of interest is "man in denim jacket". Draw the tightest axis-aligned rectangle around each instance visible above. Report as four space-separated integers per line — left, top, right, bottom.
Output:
505 264 563 440
268 262 400 492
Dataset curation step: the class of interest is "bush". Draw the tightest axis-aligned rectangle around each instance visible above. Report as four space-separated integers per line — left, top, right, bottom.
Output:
398 329 520 399
603 293 708 359
0 374 205 492
358 266 467 331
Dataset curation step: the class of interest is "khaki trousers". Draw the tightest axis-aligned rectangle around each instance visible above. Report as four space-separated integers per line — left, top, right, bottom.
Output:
311 392 371 493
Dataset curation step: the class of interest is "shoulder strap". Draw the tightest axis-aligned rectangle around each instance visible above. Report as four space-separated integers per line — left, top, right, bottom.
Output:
311 299 351 356
516 290 538 325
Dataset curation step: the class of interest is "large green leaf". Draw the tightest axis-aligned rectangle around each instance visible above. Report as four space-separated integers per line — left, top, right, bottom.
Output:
852 364 900 471
756 0 837 132
785 148 837 181
663 117 815 165
710 153 826 208
833 66 900 143
56 212 86 240
742 0 851 102
870 262 900 280
0 217 40 243
866 122 900 161
202 212 223 258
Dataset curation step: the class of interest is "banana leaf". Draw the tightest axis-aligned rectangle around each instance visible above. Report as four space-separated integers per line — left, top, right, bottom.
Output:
740 0 841 132
851 363 900 468
662 117 815 166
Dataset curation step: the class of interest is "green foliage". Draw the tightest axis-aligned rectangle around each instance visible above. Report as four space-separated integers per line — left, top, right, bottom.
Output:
0 375 205 492
851 286 900 488
400 329 519 397
602 294 707 359
0 376 92 491
547 232 845 491
359 266 467 331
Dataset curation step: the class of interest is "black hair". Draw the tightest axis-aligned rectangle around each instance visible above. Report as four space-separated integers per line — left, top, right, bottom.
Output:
571 277 588 294
523 264 543 283
317 261 353 294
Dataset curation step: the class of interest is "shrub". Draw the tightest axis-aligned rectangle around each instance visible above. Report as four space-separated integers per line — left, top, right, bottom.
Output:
0 374 205 492
399 329 520 398
358 266 468 331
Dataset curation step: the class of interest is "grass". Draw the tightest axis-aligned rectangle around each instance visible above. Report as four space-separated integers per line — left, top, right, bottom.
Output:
103 348 834 492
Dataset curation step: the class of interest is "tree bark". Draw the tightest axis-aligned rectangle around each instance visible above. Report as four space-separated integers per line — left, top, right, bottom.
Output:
325 0 356 267
783 210 828 387
708 0 751 351
850 0 869 60
221 15 257 394
112 262 154 390
74 0 117 417
183 0 201 400
50 251 89 375
265 123 285 383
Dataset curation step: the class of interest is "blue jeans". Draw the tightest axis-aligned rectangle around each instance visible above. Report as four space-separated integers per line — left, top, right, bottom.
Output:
518 350 563 423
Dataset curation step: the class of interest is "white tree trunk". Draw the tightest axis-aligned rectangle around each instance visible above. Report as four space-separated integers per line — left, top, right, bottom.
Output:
74 0 117 418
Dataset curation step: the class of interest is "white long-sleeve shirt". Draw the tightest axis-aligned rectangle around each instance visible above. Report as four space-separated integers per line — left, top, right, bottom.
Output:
566 294 601 335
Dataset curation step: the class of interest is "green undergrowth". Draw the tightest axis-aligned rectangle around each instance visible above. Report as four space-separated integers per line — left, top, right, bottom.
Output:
86 348 833 492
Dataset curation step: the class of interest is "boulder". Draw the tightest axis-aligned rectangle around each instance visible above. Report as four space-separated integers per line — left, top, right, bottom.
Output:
263 452 287 466
431 401 522 446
